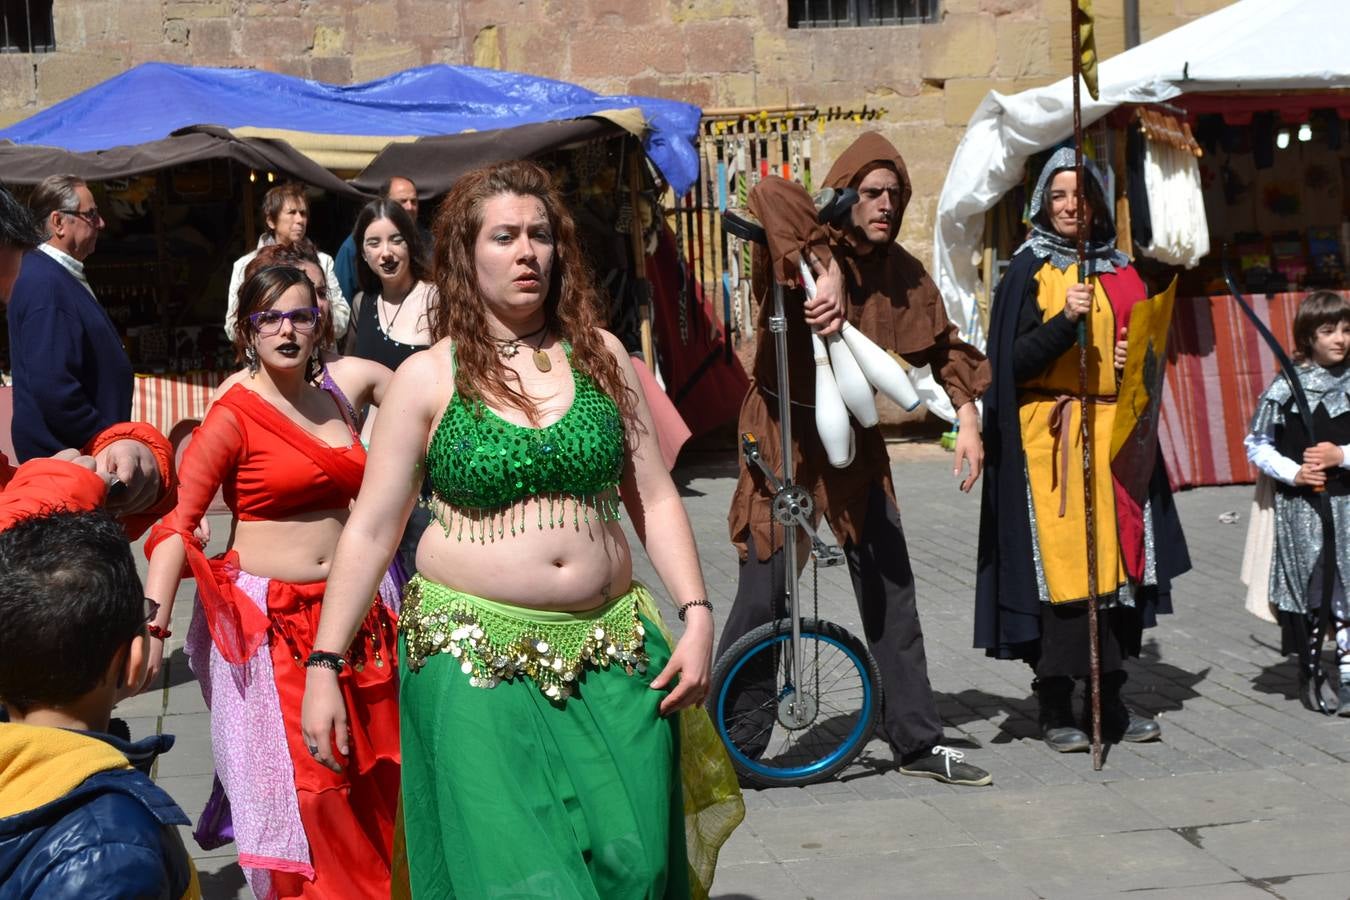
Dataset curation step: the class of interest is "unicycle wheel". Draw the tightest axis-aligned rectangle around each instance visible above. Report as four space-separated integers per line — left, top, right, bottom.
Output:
710 618 881 788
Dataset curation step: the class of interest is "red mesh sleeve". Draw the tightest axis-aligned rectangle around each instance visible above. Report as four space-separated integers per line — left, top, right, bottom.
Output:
145 404 269 664
86 421 179 541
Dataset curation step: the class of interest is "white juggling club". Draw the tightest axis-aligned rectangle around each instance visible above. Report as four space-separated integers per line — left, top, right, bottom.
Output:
838 321 921 412
799 260 879 428
810 331 854 468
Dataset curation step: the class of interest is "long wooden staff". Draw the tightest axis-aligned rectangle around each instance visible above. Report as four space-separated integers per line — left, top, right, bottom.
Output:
1070 0 1103 771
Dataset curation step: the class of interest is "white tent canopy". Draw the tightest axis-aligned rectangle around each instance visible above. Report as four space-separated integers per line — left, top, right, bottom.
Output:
933 0 1350 352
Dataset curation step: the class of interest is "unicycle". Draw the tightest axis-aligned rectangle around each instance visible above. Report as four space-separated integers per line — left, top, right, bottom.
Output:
710 191 883 789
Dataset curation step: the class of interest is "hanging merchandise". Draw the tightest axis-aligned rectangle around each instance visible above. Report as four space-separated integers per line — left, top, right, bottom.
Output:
1138 114 1210 269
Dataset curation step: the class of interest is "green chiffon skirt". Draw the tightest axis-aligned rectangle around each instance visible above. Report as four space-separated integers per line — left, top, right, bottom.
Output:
398 580 740 899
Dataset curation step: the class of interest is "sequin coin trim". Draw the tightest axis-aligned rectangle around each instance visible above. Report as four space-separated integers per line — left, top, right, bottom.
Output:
401 577 649 702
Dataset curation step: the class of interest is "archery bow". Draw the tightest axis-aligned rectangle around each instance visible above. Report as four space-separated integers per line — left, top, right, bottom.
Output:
1222 247 1337 714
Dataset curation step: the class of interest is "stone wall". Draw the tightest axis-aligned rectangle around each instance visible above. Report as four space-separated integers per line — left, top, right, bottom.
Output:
2 0 1234 259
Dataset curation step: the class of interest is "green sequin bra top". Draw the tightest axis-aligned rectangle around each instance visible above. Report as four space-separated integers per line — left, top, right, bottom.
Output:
424 350 626 542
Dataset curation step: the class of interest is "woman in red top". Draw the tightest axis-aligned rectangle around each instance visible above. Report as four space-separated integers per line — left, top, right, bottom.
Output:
144 265 399 899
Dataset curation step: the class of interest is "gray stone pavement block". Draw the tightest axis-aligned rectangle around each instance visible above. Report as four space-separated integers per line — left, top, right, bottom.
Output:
1100 767 1332 827
1184 810 1350 881
114 682 167 718
986 829 1240 896
1281 762 1350 803
163 678 210 717
1262 872 1350 900
781 847 1039 899
155 773 215 821
117 714 163 740
709 861 805 900
192 854 248 900
744 796 976 863
155 713 216 778
1076 882 1273 899
713 824 774 867
936 782 1160 843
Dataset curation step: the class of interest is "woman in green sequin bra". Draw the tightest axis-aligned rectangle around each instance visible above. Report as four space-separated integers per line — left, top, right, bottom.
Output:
301 160 742 898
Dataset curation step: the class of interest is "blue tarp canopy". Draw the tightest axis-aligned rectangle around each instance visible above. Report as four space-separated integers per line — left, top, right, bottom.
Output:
0 62 702 194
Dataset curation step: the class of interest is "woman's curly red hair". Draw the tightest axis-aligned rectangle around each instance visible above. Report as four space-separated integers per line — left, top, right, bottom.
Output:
429 160 636 430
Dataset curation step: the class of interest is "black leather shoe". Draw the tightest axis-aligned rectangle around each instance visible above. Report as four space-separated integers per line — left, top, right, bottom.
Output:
1083 671 1161 743
1035 677 1089 753
1119 711 1162 742
1043 723 1091 753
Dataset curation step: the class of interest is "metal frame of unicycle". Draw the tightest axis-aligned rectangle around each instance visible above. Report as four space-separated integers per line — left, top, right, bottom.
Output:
740 276 849 732
711 193 881 787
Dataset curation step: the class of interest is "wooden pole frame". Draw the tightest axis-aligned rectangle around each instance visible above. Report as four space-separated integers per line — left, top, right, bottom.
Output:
1070 0 1104 771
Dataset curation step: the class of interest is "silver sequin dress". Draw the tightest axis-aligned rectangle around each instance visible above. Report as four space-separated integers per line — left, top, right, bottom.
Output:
1248 364 1350 616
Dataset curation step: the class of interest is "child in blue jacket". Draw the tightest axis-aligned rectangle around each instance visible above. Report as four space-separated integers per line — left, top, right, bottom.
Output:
0 509 199 898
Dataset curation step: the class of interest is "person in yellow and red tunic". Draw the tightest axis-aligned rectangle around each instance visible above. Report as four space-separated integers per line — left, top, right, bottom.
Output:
976 147 1191 753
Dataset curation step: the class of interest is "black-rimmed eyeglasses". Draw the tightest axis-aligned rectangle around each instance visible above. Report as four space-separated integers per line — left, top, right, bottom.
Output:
60 207 104 226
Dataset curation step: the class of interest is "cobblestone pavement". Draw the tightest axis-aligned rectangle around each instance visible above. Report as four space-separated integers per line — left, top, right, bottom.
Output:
129 443 1350 899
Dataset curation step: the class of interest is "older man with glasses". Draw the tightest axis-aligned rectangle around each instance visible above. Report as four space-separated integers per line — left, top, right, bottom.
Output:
6 175 162 516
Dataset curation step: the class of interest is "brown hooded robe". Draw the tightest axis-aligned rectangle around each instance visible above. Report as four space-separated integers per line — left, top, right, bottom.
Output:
727 132 990 561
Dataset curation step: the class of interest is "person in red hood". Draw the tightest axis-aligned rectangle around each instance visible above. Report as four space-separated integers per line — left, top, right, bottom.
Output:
722 132 994 786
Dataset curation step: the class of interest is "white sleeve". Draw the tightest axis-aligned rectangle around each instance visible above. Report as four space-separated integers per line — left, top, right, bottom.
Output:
1244 430 1300 486
224 255 246 340
1340 445 1350 469
322 253 350 339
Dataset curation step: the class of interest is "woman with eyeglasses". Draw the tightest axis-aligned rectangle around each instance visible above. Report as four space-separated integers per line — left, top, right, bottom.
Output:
211 240 392 442
144 265 400 899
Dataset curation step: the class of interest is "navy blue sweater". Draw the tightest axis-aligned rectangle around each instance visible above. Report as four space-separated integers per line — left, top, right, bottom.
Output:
7 250 133 460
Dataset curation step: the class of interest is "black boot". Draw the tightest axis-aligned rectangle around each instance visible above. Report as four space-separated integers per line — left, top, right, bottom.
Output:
1034 677 1089 753
1084 671 1160 743
1295 612 1339 714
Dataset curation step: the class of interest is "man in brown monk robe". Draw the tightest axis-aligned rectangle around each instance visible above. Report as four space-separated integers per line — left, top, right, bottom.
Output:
721 132 994 786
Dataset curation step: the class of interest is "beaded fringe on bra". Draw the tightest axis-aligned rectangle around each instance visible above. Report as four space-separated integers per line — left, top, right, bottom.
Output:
425 488 623 543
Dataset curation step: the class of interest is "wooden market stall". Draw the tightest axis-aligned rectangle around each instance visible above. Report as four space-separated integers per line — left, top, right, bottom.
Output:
0 63 740 454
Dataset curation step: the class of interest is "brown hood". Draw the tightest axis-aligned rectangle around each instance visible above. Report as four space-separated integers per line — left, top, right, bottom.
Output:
823 132 913 245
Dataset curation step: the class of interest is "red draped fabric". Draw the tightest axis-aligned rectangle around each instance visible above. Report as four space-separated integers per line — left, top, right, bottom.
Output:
1158 290 1350 490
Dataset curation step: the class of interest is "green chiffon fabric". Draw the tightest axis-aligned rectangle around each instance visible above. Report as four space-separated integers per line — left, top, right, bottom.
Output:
397 581 743 899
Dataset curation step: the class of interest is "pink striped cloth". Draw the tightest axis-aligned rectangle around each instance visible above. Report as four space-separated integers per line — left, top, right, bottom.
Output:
131 370 230 440
1159 290 1350 490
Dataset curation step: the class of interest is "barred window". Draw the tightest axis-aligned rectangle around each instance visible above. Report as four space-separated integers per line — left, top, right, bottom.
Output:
2 0 54 53
790 0 939 28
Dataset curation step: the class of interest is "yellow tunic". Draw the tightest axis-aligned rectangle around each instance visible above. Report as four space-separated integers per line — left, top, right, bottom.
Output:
1018 263 1126 604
